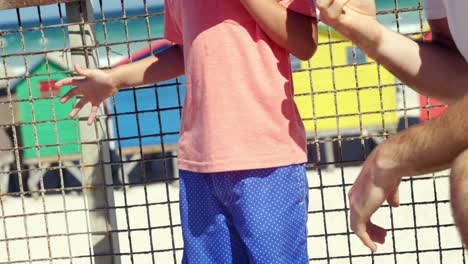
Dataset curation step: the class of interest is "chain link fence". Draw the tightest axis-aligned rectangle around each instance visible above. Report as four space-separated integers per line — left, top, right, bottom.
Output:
0 0 465 263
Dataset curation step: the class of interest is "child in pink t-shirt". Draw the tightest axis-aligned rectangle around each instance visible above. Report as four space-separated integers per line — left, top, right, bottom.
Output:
57 0 318 262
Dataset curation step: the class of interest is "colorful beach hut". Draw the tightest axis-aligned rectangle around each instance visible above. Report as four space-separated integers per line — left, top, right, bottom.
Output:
293 28 399 136
13 52 82 193
418 33 448 122
292 26 400 166
292 23 436 165
393 33 448 131
14 53 80 162
108 40 184 182
0 63 15 195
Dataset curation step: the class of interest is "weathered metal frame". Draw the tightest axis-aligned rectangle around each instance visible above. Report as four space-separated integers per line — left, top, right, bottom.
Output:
65 1 121 263
0 0 79 10
0 1 121 263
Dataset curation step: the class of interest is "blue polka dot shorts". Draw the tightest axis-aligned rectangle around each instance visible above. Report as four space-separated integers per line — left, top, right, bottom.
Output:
179 164 309 264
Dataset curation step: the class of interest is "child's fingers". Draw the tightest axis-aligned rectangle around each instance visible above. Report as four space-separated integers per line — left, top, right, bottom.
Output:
60 88 81 104
87 104 100 126
74 64 94 78
69 99 88 119
316 0 334 9
317 0 350 19
55 77 78 88
327 0 350 19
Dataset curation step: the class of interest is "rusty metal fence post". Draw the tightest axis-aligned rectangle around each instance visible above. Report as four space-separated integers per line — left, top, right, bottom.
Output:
65 1 121 263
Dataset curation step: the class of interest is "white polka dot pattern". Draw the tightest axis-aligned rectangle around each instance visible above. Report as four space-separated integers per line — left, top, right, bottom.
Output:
179 164 309 264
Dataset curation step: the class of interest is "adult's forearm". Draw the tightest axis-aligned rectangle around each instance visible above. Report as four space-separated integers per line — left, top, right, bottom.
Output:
110 45 185 89
240 0 317 60
336 18 468 104
376 94 468 177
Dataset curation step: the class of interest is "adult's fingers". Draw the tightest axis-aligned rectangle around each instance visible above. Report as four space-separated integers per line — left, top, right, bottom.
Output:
60 88 81 104
69 99 88 119
350 206 378 252
367 221 387 245
386 188 400 207
353 221 378 252
386 177 401 207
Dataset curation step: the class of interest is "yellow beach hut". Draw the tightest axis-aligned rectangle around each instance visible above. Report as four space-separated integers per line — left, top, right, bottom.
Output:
293 27 399 138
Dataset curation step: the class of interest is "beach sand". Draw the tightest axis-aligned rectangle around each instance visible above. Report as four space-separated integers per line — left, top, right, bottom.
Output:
0 166 465 264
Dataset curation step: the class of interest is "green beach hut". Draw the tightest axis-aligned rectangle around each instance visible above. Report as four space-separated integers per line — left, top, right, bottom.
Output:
14 52 81 163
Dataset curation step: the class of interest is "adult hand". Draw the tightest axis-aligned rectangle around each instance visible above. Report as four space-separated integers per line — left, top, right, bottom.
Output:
348 145 402 252
316 0 376 27
55 64 119 125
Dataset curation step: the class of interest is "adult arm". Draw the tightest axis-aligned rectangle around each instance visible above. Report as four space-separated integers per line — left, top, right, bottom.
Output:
56 44 185 125
316 0 468 251
348 92 468 251
240 0 318 60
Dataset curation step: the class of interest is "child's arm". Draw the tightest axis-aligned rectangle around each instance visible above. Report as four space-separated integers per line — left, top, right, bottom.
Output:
56 44 184 125
317 0 468 104
240 0 318 60
109 45 184 89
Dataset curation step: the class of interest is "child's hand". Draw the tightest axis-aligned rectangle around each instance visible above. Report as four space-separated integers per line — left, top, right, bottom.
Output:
56 64 119 125
317 0 376 27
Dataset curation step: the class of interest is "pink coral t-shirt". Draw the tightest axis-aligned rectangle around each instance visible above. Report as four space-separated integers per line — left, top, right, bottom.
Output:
164 0 316 173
